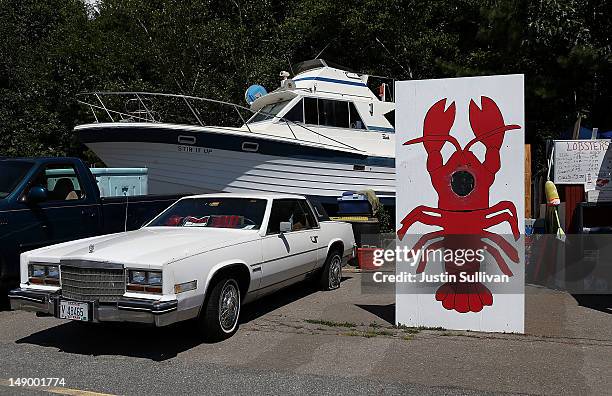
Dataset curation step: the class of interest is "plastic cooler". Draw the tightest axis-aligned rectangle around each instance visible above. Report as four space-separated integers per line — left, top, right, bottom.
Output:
337 192 372 215
357 247 381 271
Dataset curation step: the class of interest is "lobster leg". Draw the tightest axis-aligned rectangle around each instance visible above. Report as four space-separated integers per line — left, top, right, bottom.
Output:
484 201 519 239
481 240 513 276
483 231 519 263
410 231 444 255
488 200 519 220
397 206 444 240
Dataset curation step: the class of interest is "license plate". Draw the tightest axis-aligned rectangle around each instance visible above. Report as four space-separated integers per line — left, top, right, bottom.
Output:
59 300 89 321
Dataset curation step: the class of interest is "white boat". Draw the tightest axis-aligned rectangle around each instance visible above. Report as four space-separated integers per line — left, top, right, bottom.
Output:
76 59 396 208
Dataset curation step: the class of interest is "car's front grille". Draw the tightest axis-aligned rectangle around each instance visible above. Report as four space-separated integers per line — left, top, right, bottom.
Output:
61 265 125 303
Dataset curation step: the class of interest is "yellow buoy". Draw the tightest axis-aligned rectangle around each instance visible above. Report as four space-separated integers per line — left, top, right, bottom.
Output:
545 180 560 206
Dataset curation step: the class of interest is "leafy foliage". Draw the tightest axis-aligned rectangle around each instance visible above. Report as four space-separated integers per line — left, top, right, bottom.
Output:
375 203 393 233
0 0 610 172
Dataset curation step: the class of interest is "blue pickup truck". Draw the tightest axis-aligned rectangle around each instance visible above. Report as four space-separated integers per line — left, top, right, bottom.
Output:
0 157 184 299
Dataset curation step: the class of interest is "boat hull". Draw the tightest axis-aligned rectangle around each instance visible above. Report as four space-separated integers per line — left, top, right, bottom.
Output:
79 124 396 203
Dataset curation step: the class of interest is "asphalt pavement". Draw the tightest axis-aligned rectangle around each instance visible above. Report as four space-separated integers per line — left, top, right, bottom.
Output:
0 272 611 395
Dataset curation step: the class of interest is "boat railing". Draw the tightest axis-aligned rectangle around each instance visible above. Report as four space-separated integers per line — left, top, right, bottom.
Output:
76 92 362 152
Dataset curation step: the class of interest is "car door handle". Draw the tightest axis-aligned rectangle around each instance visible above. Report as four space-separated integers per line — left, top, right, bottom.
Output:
310 236 318 243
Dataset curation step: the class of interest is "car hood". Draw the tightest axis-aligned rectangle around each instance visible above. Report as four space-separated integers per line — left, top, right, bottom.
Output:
26 227 260 268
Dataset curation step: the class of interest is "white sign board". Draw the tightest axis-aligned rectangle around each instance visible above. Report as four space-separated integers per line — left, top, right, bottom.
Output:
552 139 612 202
395 75 525 333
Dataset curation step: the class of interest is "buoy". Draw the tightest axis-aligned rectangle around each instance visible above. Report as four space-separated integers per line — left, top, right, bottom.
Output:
544 180 560 206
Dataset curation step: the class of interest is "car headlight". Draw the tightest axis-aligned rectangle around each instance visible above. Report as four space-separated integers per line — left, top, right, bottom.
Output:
28 263 60 285
47 266 60 279
130 271 147 284
148 272 162 286
127 270 162 294
31 265 46 278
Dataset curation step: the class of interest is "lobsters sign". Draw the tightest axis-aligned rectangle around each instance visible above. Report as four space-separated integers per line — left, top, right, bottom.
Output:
394 75 525 333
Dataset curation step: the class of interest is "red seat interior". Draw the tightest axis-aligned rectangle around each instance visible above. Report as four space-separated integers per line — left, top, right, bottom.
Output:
165 215 184 226
184 216 209 225
210 215 241 228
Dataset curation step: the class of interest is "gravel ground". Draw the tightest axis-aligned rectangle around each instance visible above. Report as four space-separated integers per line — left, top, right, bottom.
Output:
0 273 610 395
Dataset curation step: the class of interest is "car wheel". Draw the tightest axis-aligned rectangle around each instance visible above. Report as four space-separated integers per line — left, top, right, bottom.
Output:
199 278 241 341
319 249 342 290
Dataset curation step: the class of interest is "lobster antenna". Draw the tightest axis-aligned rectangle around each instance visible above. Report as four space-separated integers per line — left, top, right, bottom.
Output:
403 135 468 169
403 135 462 152
464 124 521 151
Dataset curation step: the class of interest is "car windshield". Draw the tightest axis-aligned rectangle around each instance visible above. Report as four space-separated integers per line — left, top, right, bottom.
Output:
148 197 267 229
0 161 33 199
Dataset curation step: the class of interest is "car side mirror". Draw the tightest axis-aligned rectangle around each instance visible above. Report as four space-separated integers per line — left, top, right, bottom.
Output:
279 221 292 233
27 186 48 204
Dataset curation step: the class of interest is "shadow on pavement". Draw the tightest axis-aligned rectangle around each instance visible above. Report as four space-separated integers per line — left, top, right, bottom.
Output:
16 320 201 362
572 294 612 315
240 282 318 323
355 303 395 325
240 276 350 323
15 278 344 361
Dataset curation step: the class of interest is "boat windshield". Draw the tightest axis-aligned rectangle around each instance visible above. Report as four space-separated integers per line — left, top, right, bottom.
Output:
293 59 356 75
148 197 268 230
0 161 33 199
248 101 291 124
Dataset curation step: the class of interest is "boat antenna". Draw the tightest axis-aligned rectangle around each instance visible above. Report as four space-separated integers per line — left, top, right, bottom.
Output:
375 37 413 79
285 55 295 75
137 17 187 92
135 16 204 125
315 42 331 59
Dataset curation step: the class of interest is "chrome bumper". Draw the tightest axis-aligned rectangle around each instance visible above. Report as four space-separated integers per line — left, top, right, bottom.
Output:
9 288 181 327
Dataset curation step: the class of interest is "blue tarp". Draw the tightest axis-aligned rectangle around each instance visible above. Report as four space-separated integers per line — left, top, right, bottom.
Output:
559 126 612 139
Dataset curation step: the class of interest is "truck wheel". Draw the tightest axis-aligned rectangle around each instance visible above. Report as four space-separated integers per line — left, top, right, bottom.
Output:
0 259 9 309
319 249 342 290
0 286 7 310
198 278 241 341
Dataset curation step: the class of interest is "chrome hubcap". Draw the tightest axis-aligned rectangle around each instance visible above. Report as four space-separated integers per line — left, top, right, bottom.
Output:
218 281 239 332
329 255 341 289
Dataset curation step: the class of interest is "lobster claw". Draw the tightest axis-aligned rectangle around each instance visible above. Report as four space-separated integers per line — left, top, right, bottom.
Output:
468 96 510 175
423 99 455 149
469 96 505 151
416 98 456 170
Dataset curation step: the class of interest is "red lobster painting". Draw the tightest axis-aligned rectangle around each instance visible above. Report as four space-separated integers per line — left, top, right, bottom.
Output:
397 96 521 313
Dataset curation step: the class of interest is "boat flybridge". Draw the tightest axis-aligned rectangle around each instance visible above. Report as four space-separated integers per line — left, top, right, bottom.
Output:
76 59 396 207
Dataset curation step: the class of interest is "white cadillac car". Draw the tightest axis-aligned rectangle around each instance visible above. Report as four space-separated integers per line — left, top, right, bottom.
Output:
9 193 355 340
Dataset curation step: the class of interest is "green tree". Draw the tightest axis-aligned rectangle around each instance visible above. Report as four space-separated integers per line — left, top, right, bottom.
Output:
0 0 99 156
0 0 609 174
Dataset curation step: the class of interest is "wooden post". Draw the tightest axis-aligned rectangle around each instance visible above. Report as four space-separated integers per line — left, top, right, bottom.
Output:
525 144 532 218
572 115 582 140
